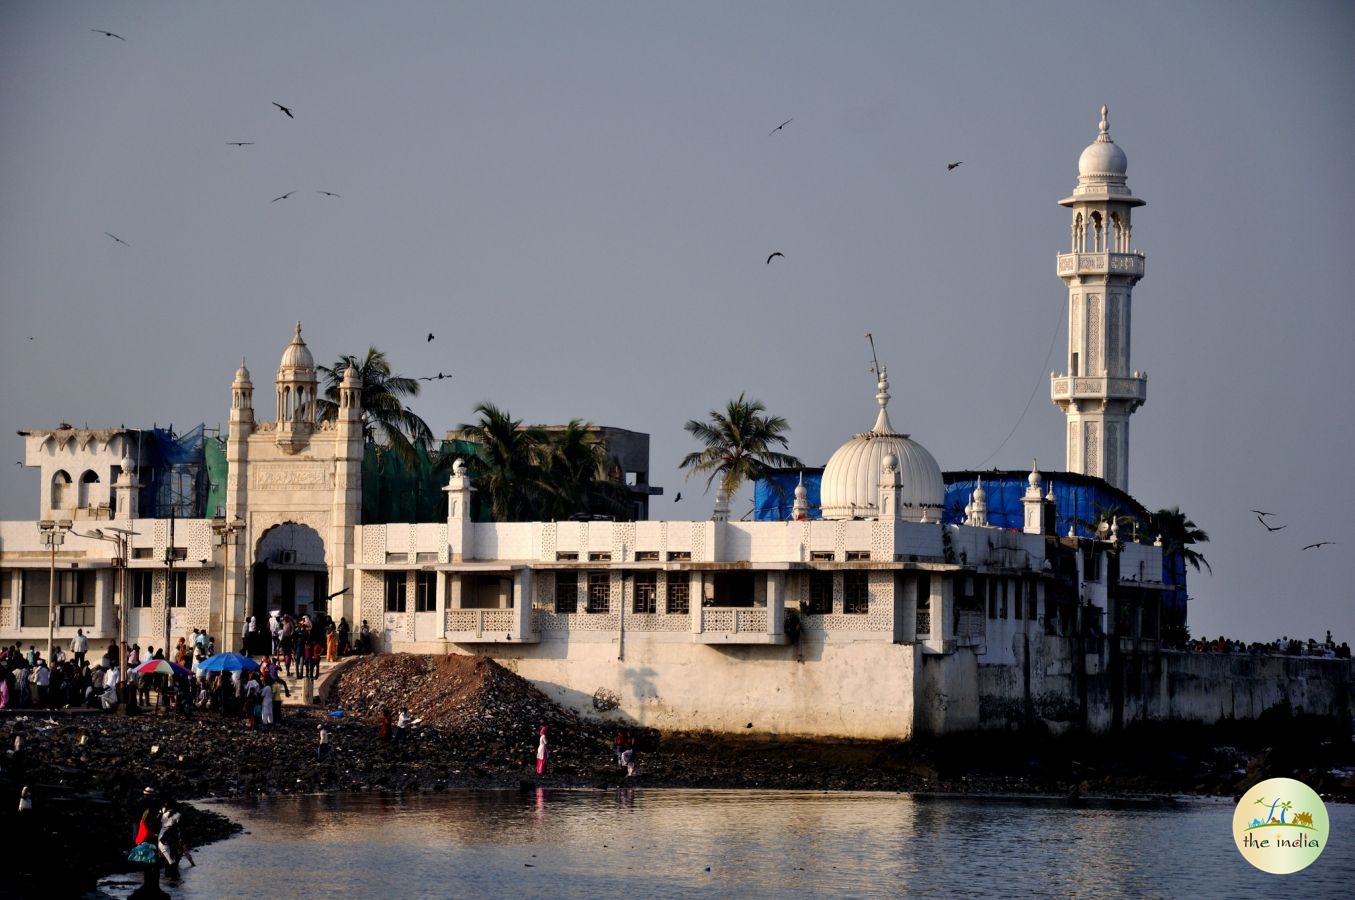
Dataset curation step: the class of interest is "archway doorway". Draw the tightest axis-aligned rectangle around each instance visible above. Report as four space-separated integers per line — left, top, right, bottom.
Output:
246 523 328 653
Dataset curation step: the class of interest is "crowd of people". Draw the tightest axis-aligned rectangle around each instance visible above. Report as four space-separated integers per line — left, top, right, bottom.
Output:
1170 630 1351 658
0 608 377 717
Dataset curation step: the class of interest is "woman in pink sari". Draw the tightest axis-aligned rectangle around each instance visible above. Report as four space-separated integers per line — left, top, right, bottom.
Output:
535 726 549 775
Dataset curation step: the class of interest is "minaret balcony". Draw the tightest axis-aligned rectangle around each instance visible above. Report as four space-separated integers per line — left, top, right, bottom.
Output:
1051 374 1147 407
1056 252 1144 279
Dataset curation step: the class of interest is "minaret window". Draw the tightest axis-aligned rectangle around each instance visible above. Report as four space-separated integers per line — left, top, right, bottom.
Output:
1072 213 1084 251
1090 211 1104 252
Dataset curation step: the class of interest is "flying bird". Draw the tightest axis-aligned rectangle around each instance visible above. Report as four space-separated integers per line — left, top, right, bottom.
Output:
273 101 294 119
1301 542 1334 551
769 118 793 136
91 29 125 40
674 492 682 503
271 191 295 202
417 372 452 381
227 142 254 146
105 232 130 247
947 161 963 171
427 333 435 342
316 191 341 197
1250 509 1276 517
1256 514 1286 532
766 252 784 264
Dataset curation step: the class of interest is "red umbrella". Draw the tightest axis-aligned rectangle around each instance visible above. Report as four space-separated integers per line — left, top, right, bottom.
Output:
134 658 192 677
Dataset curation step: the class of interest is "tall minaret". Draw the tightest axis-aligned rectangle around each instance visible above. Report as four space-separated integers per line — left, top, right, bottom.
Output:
1051 106 1147 493
275 321 318 454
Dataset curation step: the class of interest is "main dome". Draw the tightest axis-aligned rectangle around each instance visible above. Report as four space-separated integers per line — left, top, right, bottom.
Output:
278 321 315 372
1076 106 1128 179
819 369 944 521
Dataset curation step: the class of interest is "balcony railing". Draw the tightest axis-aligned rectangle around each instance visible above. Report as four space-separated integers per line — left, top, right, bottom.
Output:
445 608 536 643
1056 252 1145 278
696 606 781 644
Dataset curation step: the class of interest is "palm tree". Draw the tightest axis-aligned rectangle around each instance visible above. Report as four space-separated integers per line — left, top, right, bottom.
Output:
540 420 635 521
317 348 434 469
680 394 804 497
458 402 547 522
1150 506 1212 575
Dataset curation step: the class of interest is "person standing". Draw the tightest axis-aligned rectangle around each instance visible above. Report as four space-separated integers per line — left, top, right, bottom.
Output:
337 617 351 656
260 679 275 729
32 659 51 708
325 623 339 663
536 726 549 775
394 708 411 744
317 722 333 762
71 629 88 667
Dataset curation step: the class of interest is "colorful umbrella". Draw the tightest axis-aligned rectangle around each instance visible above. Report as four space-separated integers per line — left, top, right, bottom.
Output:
196 651 261 673
134 658 192 677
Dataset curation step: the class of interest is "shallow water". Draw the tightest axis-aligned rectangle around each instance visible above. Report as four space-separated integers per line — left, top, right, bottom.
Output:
96 790 1355 898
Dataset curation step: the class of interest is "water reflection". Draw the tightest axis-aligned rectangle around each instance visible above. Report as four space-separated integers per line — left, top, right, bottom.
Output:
96 791 1353 899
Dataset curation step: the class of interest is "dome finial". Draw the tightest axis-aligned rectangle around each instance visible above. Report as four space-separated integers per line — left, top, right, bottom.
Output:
1098 105 1110 142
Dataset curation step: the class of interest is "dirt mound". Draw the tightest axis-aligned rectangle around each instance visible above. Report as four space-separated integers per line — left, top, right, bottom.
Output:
331 653 590 742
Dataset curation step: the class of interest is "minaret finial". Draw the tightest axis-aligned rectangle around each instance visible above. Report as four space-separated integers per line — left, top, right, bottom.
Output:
1098 105 1110 141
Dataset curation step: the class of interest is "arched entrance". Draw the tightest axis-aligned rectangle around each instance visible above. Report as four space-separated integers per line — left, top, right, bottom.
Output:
246 523 328 652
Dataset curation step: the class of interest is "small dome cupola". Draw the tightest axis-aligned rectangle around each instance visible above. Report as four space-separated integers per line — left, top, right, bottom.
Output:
819 364 944 522
275 321 319 453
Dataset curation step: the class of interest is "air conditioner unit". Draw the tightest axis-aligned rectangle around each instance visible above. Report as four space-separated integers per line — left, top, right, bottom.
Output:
278 549 297 565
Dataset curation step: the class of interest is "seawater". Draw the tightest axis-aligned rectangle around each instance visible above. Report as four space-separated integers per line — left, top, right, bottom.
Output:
95 790 1355 899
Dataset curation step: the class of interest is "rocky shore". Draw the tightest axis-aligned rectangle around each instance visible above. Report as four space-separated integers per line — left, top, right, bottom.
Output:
3 653 1352 898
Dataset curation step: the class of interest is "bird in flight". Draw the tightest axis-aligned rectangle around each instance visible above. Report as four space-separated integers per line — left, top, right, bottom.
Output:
316 191 341 197
769 118 793 136
1250 509 1276 517
92 29 125 40
1256 514 1286 532
1301 542 1334 551
766 252 784 264
418 372 452 381
227 142 254 146
273 101 294 119
105 232 130 247
947 161 963 171
674 492 682 503
271 191 295 202
427 333 435 342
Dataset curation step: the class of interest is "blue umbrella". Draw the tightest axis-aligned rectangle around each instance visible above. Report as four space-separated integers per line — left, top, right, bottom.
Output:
196 651 261 673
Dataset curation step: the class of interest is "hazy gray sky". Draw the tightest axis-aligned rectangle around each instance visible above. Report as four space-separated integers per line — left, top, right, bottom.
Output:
2 1 1352 645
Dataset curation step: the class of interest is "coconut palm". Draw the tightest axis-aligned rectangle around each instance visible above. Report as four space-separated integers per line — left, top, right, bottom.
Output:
317 348 434 469
680 394 804 497
540 420 635 521
458 402 547 522
1150 506 1212 575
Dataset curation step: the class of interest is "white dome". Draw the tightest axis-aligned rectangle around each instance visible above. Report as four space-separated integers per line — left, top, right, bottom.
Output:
819 368 944 521
1076 106 1129 179
278 321 314 372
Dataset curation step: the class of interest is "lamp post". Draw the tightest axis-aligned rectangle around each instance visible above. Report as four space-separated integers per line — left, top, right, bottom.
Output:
212 515 244 655
38 518 73 662
82 526 138 687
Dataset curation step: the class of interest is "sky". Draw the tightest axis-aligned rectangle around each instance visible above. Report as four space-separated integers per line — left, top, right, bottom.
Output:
1 1 1352 645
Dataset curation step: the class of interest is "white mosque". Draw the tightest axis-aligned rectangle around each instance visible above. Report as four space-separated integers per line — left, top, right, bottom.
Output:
2 110 1348 739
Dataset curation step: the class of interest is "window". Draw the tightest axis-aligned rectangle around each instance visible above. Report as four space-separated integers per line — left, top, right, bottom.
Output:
665 577 689 615
633 572 657 614
843 571 868 614
587 572 611 613
384 571 407 613
635 551 660 562
415 571 437 612
58 571 95 627
808 572 834 614
1026 582 1038 621
131 571 154 608
845 550 870 561
555 574 579 614
556 551 579 562
810 551 834 562
1013 579 1023 619
589 551 611 562
167 571 187 608
666 551 691 561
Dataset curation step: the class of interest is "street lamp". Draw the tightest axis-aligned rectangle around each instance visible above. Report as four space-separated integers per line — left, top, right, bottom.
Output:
82 526 139 687
38 519 73 662
212 515 245 655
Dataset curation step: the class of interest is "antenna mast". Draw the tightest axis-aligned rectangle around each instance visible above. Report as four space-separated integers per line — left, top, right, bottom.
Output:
866 332 882 378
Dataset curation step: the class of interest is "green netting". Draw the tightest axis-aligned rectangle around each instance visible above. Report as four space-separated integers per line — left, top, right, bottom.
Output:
204 436 228 518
